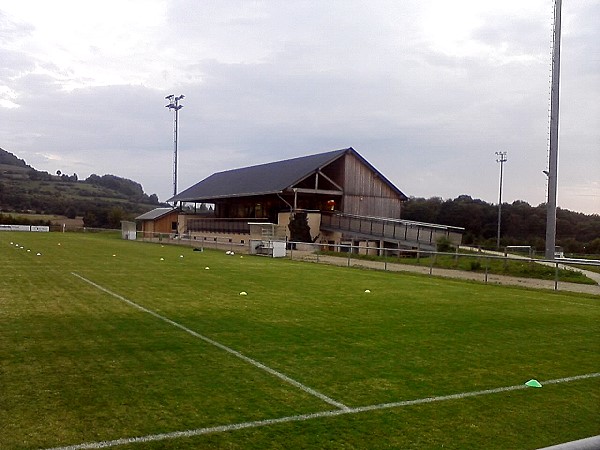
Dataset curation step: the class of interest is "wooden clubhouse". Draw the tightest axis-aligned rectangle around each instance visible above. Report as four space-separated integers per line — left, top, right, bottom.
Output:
138 148 463 253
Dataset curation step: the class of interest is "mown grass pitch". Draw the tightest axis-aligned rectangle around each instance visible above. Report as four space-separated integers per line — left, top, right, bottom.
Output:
1 231 598 449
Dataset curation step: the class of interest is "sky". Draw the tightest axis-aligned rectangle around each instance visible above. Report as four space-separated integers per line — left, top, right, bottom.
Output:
0 0 598 214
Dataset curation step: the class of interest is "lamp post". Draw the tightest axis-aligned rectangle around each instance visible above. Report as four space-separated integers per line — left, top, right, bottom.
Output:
495 151 507 250
165 94 184 199
545 0 562 260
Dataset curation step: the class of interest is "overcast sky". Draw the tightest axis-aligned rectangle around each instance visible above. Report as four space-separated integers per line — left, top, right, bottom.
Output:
1 0 598 214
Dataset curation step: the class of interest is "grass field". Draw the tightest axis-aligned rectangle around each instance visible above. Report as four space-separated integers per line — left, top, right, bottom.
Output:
1 231 599 449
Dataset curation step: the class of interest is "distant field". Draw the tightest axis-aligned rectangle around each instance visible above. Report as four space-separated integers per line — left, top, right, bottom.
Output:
2 212 57 221
0 213 84 228
1 231 598 449
2 212 69 221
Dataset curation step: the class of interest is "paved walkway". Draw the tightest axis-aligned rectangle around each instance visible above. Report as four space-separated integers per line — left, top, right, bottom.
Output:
289 253 600 296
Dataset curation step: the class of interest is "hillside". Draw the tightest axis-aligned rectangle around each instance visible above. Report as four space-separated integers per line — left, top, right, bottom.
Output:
0 147 164 227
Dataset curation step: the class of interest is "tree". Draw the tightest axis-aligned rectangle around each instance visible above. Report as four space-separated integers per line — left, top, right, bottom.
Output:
64 206 77 219
288 212 314 242
107 206 125 229
83 211 97 227
401 195 600 254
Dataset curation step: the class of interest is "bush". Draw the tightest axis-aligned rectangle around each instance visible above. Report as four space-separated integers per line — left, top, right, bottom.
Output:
469 261 482 271
436 236 454 253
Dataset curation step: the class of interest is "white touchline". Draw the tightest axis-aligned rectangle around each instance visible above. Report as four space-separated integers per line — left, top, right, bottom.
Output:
556 300 600 308
71 272 348 411
43 372 600 450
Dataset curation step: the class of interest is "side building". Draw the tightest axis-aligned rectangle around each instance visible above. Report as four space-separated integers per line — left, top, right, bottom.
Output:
136 207 179 238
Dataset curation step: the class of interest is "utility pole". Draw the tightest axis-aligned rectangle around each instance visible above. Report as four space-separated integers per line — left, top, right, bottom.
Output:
165 94 184 199
545 0 562 260
495 151 507 250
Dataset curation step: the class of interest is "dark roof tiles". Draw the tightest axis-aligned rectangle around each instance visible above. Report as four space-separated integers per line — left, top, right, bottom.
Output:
169 147 407 203
135 207 176 220
170 148 348 202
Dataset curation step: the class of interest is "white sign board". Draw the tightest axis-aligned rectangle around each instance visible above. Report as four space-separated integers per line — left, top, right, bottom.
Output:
0 224 31 231
0 225 50 232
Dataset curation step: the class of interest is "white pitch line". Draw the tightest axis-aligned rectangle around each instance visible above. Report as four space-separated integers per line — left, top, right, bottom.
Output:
71 272 348 411
43 372 600 450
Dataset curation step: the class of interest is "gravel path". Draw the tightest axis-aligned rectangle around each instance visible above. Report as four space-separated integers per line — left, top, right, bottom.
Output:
290 253 600 296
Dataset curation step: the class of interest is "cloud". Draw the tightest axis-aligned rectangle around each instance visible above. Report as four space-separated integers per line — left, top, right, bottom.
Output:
0 1 598 214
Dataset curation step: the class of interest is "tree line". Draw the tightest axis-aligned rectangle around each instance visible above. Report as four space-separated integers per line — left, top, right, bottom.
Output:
402 195 600 255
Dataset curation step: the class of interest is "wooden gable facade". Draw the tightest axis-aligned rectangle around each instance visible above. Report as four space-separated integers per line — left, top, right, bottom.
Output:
342 150 404 217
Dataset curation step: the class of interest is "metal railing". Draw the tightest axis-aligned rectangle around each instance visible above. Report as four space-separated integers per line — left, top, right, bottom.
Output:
135 230 246 252
320 212 464 248
185 217 266 234
285 241 600 293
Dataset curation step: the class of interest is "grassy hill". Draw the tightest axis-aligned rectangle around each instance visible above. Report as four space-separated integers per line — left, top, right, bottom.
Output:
0 147 164 227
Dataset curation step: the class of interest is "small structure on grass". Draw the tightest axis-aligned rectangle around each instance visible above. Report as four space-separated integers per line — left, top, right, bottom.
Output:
120 221 137 240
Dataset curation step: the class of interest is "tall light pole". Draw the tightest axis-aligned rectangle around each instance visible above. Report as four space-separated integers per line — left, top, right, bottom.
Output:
495 151 507 250
165 94 184 199
545 0 562 260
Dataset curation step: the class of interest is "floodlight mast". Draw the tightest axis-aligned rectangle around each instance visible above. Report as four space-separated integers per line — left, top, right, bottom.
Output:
165 94 184 200
545 0 561 260
495 152 507 250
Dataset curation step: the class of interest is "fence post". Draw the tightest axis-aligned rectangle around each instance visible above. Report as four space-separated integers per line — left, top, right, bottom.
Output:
429 252 433 275
347 245 351 267
554 262 559 291
485 257 489 283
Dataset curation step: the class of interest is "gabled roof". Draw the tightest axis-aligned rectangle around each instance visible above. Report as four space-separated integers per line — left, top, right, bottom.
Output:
169 147 407 203
135 207 176 221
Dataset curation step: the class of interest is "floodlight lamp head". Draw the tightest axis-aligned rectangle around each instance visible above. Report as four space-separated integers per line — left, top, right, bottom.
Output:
175 95 185 101
165 94 174 100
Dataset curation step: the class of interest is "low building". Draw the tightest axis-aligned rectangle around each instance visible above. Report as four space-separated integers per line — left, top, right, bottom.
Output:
135 207 178 238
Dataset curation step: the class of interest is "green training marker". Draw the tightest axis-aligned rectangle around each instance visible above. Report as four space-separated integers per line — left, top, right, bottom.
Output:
525 379 542 388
